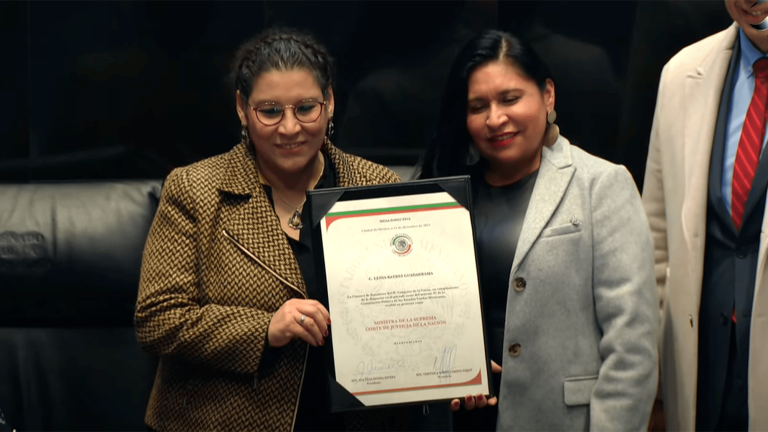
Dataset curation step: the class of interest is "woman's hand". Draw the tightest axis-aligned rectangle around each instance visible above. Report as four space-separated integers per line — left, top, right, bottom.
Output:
268 299 330 348
449 360 502 411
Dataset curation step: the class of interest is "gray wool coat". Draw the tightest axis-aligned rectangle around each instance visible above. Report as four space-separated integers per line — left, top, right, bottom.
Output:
495 136 658 431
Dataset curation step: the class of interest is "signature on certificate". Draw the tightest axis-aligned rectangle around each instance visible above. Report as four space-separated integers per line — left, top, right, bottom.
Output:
434 344 458 374
355 358 406 380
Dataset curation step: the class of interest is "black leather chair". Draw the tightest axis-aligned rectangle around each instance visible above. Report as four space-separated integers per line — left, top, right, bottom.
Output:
0 180 162 431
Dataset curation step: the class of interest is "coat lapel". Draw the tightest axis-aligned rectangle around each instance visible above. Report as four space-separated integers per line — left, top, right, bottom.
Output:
511 136 575 274
217 143 307 294
680 24 737 305
707 34 741 237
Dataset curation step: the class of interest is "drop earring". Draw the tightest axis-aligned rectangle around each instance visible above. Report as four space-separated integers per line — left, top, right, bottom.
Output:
241 124 250 145
544 110 560 148
466 144 480 165
547 109 557 125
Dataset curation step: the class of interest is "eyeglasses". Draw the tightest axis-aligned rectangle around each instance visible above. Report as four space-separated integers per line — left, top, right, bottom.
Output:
248 100 328 126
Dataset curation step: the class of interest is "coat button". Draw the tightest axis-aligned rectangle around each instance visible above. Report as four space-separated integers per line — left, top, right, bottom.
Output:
736 250 747 259
513 277 526 292
720 313 729 326
508 343 522 357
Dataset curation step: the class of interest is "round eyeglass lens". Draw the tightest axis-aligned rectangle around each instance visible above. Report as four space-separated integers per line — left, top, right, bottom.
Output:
295 102 322 122
256 101 323 126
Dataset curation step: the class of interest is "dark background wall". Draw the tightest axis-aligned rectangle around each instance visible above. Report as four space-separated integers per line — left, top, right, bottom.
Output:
0 0 733 187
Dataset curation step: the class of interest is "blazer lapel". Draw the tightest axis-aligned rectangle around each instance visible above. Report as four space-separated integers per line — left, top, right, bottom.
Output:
511 136 575 274
218 143 307 294
681 25 737 304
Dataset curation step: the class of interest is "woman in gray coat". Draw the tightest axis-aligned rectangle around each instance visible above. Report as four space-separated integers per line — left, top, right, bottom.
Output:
417 30 658 431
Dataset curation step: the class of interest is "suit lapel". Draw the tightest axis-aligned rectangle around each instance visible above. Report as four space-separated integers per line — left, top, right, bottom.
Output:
218 143 307 294
707 32 768 233
681 26 737 303
511 136 575 274
708 36 740 237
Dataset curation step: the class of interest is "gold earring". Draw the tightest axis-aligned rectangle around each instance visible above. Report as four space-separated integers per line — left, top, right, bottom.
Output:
544 110 559 148
547 109 557 125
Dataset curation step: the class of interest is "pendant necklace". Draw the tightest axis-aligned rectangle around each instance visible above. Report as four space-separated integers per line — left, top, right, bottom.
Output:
264 153 324 231
275 193 306 230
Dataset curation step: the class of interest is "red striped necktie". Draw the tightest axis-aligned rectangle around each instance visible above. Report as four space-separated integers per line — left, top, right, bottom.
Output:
732 58 768 231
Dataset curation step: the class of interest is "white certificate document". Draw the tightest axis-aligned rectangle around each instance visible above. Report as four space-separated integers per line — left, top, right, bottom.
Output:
320 191 489 407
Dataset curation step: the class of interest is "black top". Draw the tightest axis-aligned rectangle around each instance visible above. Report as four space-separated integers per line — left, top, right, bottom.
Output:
453 170 538 432
474 170 538 364
261 154 345 432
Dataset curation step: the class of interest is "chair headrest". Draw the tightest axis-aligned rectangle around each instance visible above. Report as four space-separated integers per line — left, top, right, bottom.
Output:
0 180 162 327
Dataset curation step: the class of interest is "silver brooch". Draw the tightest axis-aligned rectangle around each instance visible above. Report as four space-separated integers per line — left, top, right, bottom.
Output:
570 215 580 226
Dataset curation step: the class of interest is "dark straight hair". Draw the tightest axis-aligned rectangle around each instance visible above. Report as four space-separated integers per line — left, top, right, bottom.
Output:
416 30 552 179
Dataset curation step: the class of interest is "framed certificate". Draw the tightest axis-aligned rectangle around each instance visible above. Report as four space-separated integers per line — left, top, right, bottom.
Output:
306 176 492 411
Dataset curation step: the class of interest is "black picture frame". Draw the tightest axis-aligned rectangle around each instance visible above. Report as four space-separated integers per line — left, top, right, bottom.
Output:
305 176 493 412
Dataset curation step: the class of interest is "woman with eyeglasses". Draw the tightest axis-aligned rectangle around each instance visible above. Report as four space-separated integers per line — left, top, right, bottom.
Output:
418 30 658 431
134 28 401 432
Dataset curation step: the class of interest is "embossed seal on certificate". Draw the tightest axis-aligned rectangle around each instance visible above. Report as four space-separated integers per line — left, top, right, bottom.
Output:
391 233 413 256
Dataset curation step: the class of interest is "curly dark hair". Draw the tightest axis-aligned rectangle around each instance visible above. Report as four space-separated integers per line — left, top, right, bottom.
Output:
231 27 334 103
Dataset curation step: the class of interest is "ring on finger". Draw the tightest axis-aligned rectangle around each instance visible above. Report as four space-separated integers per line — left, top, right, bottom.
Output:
300 314 306 324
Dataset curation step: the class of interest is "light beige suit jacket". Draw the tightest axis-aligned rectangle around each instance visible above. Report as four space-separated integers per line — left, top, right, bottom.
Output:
643 23 768 430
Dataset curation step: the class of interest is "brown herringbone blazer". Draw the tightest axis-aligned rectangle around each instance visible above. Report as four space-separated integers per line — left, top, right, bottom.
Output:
135 140 400 431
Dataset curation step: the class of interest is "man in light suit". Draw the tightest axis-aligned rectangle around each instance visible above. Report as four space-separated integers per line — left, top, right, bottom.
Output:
643 0 768 430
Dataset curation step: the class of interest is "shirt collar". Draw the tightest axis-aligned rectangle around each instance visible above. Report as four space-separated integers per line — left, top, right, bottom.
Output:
739 27 768 78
